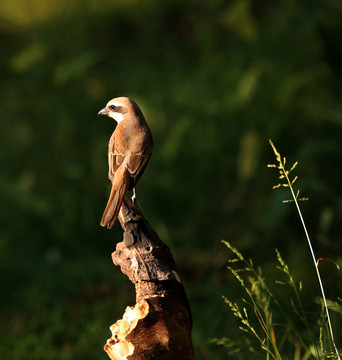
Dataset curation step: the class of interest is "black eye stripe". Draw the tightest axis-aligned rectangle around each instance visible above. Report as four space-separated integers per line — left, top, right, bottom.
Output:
109 105 127 114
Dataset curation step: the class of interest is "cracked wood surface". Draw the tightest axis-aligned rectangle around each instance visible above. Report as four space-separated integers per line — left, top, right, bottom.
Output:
104 196 195 360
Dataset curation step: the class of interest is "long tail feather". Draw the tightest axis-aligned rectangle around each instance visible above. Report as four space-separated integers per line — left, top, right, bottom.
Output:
101 170 129 229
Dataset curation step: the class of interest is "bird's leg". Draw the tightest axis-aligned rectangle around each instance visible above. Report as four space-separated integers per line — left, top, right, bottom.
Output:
132 187 137 204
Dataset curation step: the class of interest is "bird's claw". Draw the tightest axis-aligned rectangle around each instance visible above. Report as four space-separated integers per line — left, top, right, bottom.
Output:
132 188 137 204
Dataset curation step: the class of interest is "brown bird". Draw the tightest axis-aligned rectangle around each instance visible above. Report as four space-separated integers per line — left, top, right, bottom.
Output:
98 97 153 228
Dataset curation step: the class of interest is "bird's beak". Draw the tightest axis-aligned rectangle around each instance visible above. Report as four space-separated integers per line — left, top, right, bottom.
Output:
98 108 109 116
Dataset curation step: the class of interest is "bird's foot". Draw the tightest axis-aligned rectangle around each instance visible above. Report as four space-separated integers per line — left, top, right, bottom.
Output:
131 188 137 204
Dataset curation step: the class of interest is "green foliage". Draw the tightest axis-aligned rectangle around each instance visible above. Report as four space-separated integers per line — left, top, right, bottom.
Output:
1 0 342 359
218 241 341 359
216 144 341 359
269 140 340 359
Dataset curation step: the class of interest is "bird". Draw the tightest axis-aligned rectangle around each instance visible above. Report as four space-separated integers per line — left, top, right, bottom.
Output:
98 97 153 229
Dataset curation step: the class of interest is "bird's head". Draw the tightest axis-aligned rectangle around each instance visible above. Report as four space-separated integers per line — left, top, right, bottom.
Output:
98 97 132 123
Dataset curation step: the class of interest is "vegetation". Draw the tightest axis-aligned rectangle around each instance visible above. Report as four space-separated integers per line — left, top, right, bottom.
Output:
216 142 341 359
1 1 341 359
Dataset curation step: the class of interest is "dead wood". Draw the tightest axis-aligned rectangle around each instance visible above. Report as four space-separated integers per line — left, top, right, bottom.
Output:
104 197 195 360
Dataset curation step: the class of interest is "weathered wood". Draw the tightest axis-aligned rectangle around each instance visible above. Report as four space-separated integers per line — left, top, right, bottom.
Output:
104 197 195 360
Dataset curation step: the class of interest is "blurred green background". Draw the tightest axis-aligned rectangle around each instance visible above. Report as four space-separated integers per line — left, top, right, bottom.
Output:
1 0 342 359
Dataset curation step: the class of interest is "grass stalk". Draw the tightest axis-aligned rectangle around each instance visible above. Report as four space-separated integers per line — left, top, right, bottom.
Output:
268 139 340 359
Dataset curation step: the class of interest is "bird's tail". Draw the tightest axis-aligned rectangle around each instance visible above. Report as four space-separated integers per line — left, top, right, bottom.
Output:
101 170 130 229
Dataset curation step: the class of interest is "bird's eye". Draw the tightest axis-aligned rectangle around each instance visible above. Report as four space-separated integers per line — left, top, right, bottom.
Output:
110 105 116 111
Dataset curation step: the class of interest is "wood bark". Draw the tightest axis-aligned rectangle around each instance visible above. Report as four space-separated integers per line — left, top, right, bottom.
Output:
104 196 195 360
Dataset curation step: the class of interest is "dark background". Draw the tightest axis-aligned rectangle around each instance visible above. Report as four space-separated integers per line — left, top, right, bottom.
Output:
1 0 341 359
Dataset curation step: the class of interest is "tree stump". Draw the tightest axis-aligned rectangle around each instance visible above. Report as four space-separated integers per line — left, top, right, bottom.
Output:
104 197 195 360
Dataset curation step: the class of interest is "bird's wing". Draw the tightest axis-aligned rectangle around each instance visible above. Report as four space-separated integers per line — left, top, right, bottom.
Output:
108 131 152 183
108 136 125 181
127 146 152 183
